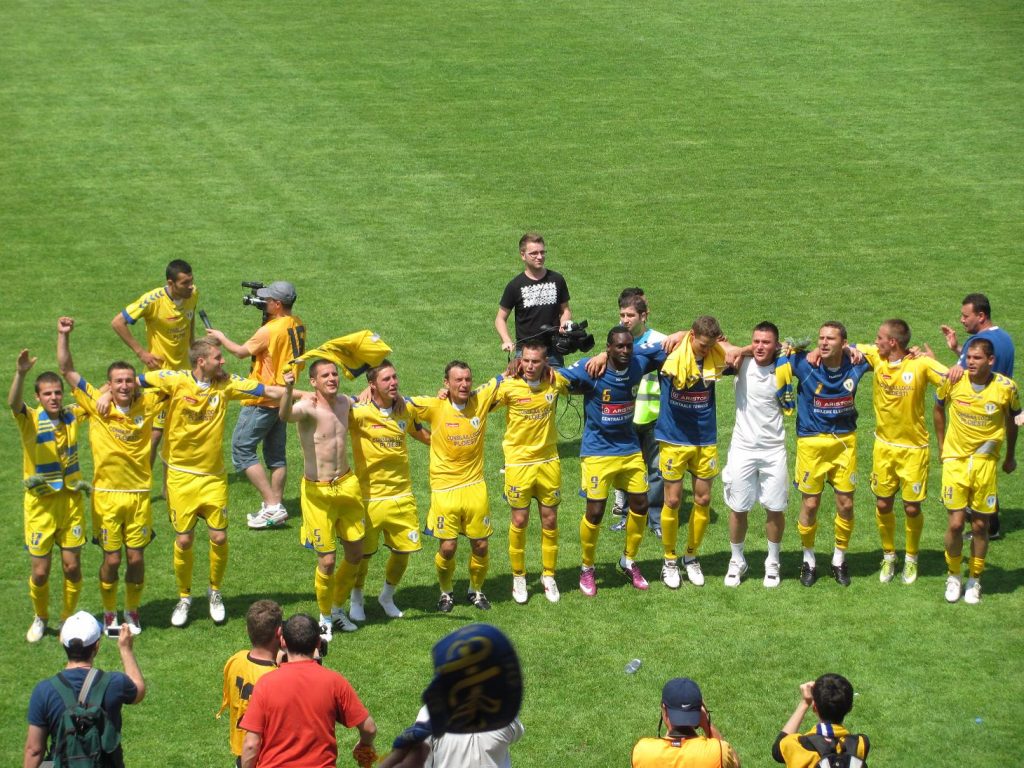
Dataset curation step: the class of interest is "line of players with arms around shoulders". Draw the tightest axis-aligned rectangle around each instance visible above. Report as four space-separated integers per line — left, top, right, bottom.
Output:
10 256 1021 648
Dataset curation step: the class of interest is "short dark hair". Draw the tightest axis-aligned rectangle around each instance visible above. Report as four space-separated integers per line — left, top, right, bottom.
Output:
520 341 548 355
445 360 471 380
618 287 645 302
691 315 722 340
246 600 283 646
282 614 321 656
753 321 780 341
821 321 848 341
607 325 632 344
519 232 545 252
34 372 62 395
967 337 995 357
618 293 648 315
64 639 99 663
106 361 137 379
166 260 193 281
962 293 991 318
309 359 338 379
883 319 911 350
366 359 395 384
812 674 854 724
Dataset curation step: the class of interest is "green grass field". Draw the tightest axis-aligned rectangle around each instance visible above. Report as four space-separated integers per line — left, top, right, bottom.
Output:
2 2 1022 766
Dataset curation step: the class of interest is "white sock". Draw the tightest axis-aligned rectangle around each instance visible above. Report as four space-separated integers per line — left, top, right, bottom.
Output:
730 543 745 562
767 541 781 562
619 555 634 569
803 549 816 567
832 548 845 567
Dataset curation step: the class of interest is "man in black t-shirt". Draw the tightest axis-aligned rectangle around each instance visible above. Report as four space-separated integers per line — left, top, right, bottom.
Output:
494 232 572 365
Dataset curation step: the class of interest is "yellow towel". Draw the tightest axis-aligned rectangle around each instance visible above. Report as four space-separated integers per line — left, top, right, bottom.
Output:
289 331 392 380
661 331 728 390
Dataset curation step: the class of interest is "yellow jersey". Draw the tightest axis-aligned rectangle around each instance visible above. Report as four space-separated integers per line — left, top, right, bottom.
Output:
858 345 948 448
14 403 87 495
937 373 1020 460
73 378 164 492
120 286 199 369
140 370 264 475
243 315 307 407
219 650 277 757
495 376 568 465
407 377 503 491
349 400 421 499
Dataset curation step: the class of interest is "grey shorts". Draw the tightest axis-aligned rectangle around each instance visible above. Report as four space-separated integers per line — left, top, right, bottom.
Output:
231 405 287 471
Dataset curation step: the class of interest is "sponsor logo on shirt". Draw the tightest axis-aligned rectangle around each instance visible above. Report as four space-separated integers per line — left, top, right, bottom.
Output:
813 394 854 413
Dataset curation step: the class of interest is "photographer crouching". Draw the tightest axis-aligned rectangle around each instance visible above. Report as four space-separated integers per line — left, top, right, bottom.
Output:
207 281 306 530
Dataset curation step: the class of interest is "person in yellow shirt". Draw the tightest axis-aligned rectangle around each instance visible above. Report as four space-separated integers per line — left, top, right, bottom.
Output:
139 338 285 628
772 675 868 768
111 259 198 460
406 362 504 612
9 346 87 643
855 319 948 585
347 360 429 623
207 281 306 528
57 317 165 636
934 337 1019 605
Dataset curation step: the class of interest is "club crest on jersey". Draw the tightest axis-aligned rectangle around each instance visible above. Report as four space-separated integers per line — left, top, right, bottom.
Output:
545 393 554 403
985 402 997 414
842 379 854 391
397 420 407 430
209 394 221 408
902 372 914 384
186 310 194 319
470 417 481 429
134 416 144 426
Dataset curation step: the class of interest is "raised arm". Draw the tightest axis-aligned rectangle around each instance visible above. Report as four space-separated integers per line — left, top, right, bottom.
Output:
56 317 83 389
780 681 814 735
118 624 146 703
205 328 252 359
278 372 298 422
8 349 36 412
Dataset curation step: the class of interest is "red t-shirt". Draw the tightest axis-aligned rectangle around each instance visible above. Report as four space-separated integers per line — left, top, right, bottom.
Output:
240 659 369 768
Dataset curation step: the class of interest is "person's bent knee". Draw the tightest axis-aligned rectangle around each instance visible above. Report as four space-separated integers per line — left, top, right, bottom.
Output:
209 529 227 546
318 553 337 574
470 538 488 556
438 540 457 558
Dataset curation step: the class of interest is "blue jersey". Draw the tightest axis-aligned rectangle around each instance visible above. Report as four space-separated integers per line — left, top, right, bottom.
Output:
785 352 871 437
654 369 721 446
557 344 664 457
959 326 1015 378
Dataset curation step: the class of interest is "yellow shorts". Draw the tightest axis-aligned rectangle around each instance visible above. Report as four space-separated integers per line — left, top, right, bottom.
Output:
795 433 858 495
426 482 491 540
167 470 228 533
364 494 422 555
870 441 929 502
504 459 562 509
581 453 648 500
91 491 153 552
301 473 365 553
659 442 720 482
942 456 998 514
24 490 86 557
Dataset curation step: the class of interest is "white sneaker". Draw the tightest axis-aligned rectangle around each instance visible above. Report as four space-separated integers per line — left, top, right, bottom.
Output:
125 610 143 636
661 560 681 589
330 608 358 633
684 558 705 587
963 578 982 605
171 597 192 627
378 584 404 618
247 503 288 529
724 559 748 588
541 575 560 603
103 611 120 637
349 589 366 622
763 560 781 588
26 616 46 643
512 575 528 604
208 589 226 623
944 575 962 603
319 614 334 643
879 554 898 584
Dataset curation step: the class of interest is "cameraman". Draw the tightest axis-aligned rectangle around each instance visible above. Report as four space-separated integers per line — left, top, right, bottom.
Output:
495 232 572 365
207 281 306 529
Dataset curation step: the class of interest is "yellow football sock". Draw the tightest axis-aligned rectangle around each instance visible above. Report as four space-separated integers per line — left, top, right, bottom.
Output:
209 540 228 592
580 517 600 568
905 513 924 557
435 552 455 593
354 558 370 590
661 505 680 559
29 577 49 620
469 553 489 592
508 524 527 576
333 559 358 608
684 503 710 557
624 511 646 560
969 556 985 579
797 521 818 550
62 578 82 621
834 515 854 551
125 581 143 612
174 543 194 597
100 580 118 613
541 527 558 576
875 509 896 553
945 551 963 576
315 567 333 616
384 553 409 586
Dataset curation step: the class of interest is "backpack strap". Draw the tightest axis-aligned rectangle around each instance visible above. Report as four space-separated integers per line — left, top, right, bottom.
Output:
77 668 101 705
80 669 111 708
838 733 865 758
52 673 80 711
802 733 838 757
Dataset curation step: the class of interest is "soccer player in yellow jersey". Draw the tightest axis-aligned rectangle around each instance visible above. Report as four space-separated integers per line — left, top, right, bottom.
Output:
495 342 568 604
347 360 429 622
406 362 504 612
139 338 283 628
279 361 366 639
9 348 87 643
111 259 197 458
855 320 947 586
57 317 165 636
934 338 1019 605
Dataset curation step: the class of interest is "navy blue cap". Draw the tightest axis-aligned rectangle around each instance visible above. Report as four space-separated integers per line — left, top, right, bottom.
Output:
662 678 703 728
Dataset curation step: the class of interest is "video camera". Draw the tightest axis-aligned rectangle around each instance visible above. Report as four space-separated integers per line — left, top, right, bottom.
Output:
541 320 595 356
241 281 267 311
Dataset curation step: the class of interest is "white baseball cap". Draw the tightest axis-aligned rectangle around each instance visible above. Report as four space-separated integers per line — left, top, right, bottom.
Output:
60 611 102 647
